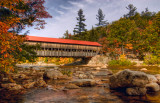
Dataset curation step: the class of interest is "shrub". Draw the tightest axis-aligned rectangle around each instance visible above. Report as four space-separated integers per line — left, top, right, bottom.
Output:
108 59 136 66
59 69 72 77
144 54 160 65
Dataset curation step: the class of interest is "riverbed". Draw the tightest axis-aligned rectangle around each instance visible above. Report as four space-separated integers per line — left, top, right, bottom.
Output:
1 66 160 103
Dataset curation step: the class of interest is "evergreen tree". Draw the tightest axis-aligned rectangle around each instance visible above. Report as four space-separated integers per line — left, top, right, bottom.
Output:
62 30 70 39
88 26 98 41
96 8 108 26
73 9 87 35
141 8 155 19
124 4 137 18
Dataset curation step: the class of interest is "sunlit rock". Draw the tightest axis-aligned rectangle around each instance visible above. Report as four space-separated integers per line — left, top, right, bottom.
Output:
43 70 63 79
71 79 96 87
65 83 80 89
35 79 47 87
23 81 35 89
140 68 147 71
1 83 23 90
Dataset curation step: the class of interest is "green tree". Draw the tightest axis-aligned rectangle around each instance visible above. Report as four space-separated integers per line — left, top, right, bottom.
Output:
124 4 137 18
96 8 108 27
62 30 71 39
107 18 137 55
73 9 87 35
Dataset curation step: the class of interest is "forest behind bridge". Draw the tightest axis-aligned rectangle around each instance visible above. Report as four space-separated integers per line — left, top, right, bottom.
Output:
62 4 160 62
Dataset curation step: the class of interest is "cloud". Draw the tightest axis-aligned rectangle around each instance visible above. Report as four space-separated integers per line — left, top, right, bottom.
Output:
55 9 64 15
68 1 84 8
85 0 94 3
59 5 72 10
25 0 160 38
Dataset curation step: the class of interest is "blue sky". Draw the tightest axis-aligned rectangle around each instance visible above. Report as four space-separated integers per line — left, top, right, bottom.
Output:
24 0 160 38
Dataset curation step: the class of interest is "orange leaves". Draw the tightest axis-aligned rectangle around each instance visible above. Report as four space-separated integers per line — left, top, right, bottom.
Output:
125 43 133 50
0 20 24 73
0 0 51 73
148 20 153 25
0 0 23 12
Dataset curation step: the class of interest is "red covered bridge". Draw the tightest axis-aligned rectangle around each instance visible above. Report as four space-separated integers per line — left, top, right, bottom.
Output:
25 36 102 57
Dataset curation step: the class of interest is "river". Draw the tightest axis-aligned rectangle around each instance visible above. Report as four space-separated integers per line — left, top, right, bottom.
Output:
1 66 160 103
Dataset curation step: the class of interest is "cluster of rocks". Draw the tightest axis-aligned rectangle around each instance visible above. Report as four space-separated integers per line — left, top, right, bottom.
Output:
109 69 160 95
43 69 70 80
0 65 112 92
0 68 47 91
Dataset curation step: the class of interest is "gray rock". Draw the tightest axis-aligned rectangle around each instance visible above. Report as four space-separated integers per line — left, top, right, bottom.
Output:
146 83 160 92
1 83 23 90
109 69 149 89
43 70 63 79
126 87 147 95
95 70 112 76
71 79 96 87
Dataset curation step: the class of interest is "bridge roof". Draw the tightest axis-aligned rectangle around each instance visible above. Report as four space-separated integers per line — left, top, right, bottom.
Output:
26 36 102 46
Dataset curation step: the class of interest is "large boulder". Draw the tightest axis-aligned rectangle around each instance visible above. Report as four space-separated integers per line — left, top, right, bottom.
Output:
43 69 63 79
109 69 149 89
71 79 97 87
126 87 147 95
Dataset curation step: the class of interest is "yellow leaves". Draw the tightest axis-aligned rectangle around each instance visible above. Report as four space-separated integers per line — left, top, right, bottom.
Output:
119 54 127 61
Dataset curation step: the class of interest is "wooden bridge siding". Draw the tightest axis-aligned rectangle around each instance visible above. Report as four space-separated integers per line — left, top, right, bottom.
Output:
36 51 97 57
25 41 101 57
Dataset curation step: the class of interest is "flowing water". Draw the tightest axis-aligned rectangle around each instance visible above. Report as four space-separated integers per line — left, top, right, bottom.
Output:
1 66 160 103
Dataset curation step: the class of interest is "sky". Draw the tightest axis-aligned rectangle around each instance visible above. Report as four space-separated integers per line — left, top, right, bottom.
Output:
23 0 160 38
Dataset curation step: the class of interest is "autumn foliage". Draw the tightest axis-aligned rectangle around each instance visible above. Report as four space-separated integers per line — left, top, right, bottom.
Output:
0 0 51 72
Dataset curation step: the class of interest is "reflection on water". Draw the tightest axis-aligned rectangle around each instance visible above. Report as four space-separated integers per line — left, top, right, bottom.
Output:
23 85 160 103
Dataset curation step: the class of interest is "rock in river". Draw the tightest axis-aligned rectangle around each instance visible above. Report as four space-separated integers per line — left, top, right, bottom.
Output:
43 69 63 79
1 83 23 91
65 83 80 89
109 69 149 89
71 79 97 87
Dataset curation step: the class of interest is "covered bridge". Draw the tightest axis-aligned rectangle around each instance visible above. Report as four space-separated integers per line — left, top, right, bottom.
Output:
25 36 102 57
